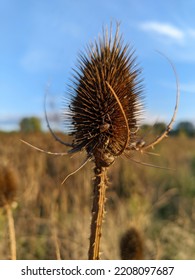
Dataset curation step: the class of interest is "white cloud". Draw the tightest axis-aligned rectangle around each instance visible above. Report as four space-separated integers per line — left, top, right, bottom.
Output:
138 21 195 62
180 82 195 94
140 21 184 41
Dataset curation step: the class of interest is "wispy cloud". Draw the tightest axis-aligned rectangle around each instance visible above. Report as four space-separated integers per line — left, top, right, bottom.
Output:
139 21 184 41
159 80 195 95
180 82 195 94
138 21 195 62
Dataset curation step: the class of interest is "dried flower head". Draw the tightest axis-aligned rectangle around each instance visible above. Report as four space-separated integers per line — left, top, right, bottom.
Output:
120 227 144 260
24 23 179 171
0 165 18 207
66 25 144 167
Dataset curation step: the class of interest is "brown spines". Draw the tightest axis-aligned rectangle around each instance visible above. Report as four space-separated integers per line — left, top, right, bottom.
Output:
68 25 144 165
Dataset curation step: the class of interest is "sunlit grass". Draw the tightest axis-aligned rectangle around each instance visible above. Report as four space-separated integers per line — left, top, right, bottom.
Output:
0 132 195 259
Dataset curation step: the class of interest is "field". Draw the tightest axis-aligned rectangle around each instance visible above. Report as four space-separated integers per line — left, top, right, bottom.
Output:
0 131 195 260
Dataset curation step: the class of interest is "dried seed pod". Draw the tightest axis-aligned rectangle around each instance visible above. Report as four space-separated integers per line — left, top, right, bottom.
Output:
0 164 18 260
66 25 144 167
0 165 18 207
120 227 144 260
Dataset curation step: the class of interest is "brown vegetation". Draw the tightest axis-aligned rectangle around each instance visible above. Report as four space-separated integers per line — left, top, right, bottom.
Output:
0 131 195 259
120 227 144 260
0 162 18 259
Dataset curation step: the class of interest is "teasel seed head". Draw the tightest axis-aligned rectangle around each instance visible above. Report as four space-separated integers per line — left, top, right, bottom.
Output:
120 227 144 260
66 24 144 167
0 165 18 207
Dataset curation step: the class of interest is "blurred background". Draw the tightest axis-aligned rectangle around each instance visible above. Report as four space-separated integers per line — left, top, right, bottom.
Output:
0 0 195 260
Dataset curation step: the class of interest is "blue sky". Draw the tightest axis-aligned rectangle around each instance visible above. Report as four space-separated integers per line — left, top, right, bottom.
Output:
1 0 195 131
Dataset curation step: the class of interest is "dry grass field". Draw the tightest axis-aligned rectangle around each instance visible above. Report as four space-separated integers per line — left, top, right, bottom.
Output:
0 131 195 259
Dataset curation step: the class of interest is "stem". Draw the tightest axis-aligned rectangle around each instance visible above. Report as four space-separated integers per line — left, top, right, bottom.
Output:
88 165 108 260
51 205 61 260
52 225 61 260
5 203 16 260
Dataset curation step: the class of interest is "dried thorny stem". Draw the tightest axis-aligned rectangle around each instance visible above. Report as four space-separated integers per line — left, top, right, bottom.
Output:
5 203 17 260
88 165 108 259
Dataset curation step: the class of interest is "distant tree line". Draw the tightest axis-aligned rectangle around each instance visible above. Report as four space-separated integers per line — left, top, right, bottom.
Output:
171 121 195 137
19 117 195 137
19 117 42 133
141 121 195 137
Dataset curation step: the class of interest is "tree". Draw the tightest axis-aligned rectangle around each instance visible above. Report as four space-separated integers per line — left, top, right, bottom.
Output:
19 117 42 133
153 122 167 134
175 121 195 137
